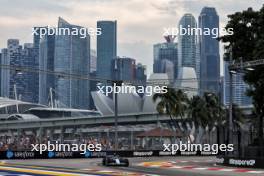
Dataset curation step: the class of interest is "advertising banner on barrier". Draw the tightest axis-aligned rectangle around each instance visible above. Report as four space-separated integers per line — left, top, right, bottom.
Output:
0 150 217 159
216 156 264 169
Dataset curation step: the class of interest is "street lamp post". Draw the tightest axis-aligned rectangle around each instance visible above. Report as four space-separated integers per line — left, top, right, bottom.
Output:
113 80 122 150
227 46 234 153
229 70 233 148
114 88 118 150
228 58 264 157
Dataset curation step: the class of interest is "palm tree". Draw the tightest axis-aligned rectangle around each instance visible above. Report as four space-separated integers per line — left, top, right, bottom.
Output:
187 93 225 144
174 89 188 120
153 88 188 136
186 95 209 143
153 88 177 127
187 95 209 129
203 92 226 145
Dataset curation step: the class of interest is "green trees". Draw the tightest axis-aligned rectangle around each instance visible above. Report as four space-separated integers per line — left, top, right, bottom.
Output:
153 88 226 143
187 95 208 129
153 88 189 142
219 5 264 147
153 88 188 130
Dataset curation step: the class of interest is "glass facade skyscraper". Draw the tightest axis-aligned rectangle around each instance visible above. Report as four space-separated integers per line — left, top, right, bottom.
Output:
1 48 9 97
198 7 220 95
1 39 39 103
97 21 117 81
153 39 178 79
0 52 1 94
224 61 252 106
22 43 39 103
54 17 90 109
135 63 146 83
113 57 136 81
90 49 97 73
7 40 23 101
39 31 55 105
112 57 146 87
178 14 197 69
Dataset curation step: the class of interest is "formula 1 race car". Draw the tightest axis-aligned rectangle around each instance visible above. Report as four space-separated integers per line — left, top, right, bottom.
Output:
102 155 129 167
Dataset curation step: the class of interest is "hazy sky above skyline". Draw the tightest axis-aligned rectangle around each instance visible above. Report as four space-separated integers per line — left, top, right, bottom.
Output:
0 0 263 75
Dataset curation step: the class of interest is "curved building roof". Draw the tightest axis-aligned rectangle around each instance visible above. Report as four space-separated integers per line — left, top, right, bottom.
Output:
91 74 171 116
7 114 40 121
0 97 46 114
175 67 198 97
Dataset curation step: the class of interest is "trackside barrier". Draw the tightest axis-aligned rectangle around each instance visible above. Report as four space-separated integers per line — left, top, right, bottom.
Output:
1 150 216 159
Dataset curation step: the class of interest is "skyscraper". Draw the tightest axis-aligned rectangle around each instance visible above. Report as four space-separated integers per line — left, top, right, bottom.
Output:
199 7 220 95
224 61 252 106
153 36 178 80
90 49 97 73
97 21 117 81
0 48 8 97
54 17 90 109
113 57 136 81
135 63 146 83
22 43 39 103
1 39 39 103
178 14 197 69
1 39 22 99
0 52 2 95
32 27 41 102
0 52 1 94
39 30 55 105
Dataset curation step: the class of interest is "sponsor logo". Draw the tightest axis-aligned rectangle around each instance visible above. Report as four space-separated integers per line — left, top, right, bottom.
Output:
6 150 14 159
133 151 153 156
229 159 255 166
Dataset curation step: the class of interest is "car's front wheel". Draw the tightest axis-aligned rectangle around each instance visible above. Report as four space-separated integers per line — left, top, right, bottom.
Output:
124 159 129 167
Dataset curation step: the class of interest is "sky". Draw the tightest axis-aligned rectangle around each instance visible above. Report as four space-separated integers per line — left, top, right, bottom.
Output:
0 0 263 76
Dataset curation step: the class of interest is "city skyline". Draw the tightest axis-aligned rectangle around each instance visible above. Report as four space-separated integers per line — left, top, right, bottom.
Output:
0 0 262 76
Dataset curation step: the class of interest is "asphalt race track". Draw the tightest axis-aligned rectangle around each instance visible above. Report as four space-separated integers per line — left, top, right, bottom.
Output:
0 156 264 176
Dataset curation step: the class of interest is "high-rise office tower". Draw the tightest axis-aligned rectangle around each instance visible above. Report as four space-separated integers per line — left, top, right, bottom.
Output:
54 17 90 109
39 30 55 106
90 49 97 73
153 43 163 73
32 27 41 102
0 52 1 95
22 43 39 103
178 14 197 69
224 61 252 106
1 48 8 97
135 63 147 83
153 36 178 80
33 27 41 49
97 21 117 81
113 57 136 81
160 59 175 82
1 39 22 99
199 7 220 95
1 39 39 103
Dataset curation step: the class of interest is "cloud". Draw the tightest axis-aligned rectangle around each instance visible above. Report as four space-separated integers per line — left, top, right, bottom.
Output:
0 0 71 18
0 0 263 76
